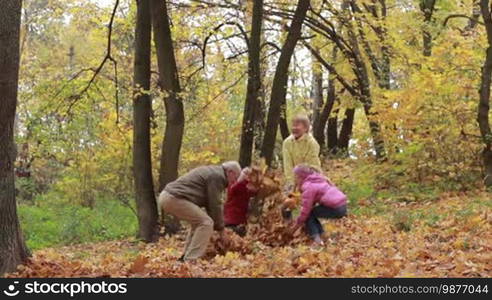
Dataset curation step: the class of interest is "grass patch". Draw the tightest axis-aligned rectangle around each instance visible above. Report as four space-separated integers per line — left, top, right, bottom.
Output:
19 198 137 250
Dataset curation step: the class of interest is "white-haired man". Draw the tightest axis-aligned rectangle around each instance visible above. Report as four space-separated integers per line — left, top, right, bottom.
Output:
158 161 241 261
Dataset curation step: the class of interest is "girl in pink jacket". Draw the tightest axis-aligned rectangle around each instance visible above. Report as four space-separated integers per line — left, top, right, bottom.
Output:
290 165 347 245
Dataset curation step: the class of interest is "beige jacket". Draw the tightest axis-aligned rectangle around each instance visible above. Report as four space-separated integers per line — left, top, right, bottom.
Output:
282 133 321 185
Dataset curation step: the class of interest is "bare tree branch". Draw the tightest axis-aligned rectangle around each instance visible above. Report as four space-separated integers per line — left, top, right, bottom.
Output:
63 0 120 121
188 72 247 122
302 40 359 98
443 14 485 27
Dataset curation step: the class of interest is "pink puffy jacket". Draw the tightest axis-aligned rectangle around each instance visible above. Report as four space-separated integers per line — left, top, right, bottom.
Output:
296 173 347 224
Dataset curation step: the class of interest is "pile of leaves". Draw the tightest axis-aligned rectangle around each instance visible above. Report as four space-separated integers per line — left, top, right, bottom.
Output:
7 190 491 278
210 190 307 256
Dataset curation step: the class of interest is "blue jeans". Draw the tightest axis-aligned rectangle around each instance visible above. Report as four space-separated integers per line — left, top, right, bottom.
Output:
305 204 347 237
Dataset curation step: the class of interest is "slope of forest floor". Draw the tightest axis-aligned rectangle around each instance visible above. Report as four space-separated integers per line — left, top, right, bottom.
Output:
8 193 491 277
7 161 492 278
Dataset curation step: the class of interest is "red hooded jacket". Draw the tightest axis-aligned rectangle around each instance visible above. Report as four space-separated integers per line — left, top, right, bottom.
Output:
223 180 255 225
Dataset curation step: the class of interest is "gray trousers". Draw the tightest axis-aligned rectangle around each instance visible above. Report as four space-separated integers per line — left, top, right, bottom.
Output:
158 191 213 260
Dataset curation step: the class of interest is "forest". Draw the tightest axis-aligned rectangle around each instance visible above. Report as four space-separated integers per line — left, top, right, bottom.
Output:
0 0 491 278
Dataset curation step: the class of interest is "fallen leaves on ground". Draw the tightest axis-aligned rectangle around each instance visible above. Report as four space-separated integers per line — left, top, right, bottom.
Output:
7 190 491 278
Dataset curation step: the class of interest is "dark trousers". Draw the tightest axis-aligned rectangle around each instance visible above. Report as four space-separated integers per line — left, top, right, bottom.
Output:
305 204 347 237
225 224 247 237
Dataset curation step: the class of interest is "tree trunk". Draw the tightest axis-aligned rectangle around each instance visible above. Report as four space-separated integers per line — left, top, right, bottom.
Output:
254 91 266 153
261 0 310 165
151 0 184 191
314 74 336 150
483 147 492 187
379 2 391 90
420 0 436 57
133 0 158 242
311 47 324 141
239 0 263 168
254 12 269 157
0 0 30 275
478 0 492 187
345 4 386 159
326 107 339 154
364 103 386 159
279 97 290 140
151 0 184 234
338 108 355 154
358 61 386 159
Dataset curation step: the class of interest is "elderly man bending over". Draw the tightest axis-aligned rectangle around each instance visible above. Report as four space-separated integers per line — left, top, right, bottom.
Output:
158 161 241 261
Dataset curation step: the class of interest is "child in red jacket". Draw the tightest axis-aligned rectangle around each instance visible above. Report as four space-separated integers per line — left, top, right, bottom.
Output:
224 167 258 236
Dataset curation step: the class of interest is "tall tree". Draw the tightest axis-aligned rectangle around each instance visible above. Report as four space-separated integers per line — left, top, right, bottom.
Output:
305 41 357 157
420 0 436 57
133 0 158 242
311 45 324 145
325 82 339 154
337 108 355 153
261 0 310 165
479 0 492 187
303 1 386 158
315 73 336 151
151 0 184 191
239 0 263 167
313 47 337 151
350 0 390 90
151 0 184 234
279 98 291 140
0 0 30 275
341 1 386 158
